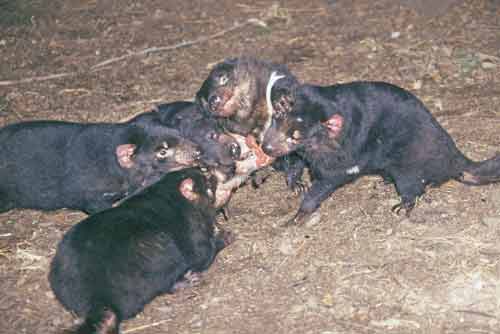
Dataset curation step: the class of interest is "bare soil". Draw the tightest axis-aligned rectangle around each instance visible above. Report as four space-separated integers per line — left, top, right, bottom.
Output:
1 1 500 333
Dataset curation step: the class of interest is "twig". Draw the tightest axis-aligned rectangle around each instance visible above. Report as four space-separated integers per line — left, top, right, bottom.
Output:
0 72 77 87
0 18 266 87
122 319 169 333
455 309 498 319
333 318 384 334
92 18 264 69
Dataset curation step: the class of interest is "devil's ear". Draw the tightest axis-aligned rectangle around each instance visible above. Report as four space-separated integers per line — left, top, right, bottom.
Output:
322 114 344 139
179 178 199 201
269 74 299 117
271 86 295 116
117 125 150 168
116 144 137 168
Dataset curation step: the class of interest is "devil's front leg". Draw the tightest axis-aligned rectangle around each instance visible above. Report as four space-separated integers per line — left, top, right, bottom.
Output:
287 173 355 226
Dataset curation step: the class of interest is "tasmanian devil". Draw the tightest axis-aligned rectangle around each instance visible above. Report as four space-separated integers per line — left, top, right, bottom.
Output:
0 118 201 214
132 101 242 176
49 168 233 334
196 57 308 193
132 101 246 207
262 81 500 225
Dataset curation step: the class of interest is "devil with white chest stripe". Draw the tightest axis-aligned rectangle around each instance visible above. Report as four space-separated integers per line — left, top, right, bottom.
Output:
196 57 309 194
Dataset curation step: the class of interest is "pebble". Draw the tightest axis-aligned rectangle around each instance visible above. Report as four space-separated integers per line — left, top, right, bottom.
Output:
305 296 319 309
278 237 295 256
390 31 401 39
489 188 500 209
156 306 173 313
482 216 500 228
304 212 322 227
290 304 306 313
481 61 497 69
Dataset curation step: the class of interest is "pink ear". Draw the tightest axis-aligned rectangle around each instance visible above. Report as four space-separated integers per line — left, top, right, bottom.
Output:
322 114 344 138
116 144 136 169
179 178 199 201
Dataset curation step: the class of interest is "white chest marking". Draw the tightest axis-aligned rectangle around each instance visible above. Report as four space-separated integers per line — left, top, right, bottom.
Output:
346 165 360 175
262 71 286 141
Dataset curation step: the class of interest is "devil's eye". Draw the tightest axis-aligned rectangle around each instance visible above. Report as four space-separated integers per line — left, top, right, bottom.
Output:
274 112 284 120
161 141 169 149
218 74 229 86
296 117 303 123
207 131 219 140
156 148 170 160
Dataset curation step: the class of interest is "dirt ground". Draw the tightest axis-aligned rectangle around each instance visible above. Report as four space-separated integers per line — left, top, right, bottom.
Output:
1 0 500 333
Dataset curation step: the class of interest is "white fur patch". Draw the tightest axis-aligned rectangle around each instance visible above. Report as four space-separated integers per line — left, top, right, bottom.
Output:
262 71 286 141
346 165 360 175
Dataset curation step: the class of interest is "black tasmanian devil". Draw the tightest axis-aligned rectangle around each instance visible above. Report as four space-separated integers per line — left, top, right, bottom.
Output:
262 80 500 225
132 101 241 178
0 118 201 214
49 168 234 334
132 101 244 207
196 57 308 193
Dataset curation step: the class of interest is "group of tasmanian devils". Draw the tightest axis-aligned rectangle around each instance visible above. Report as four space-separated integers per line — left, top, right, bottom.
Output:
2 56 499 333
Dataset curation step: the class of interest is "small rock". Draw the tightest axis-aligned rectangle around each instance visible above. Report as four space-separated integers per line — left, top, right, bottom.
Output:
322 293 334 307
370 318 420 329
482 217 500 227
434 99 443 111
442 46 453 57
153 9 166 19
290 304 306 313
489 189 500 209
52 317 64 326
278 237 295 255
481 61 497 69
157 306 173 313
385 198 401 207
191 320 203 328
304 212 322 227
190 314 202 328
390 31 401 39
306 296 319 309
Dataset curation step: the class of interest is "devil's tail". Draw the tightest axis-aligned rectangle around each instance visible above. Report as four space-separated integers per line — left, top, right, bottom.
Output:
459 153 500 185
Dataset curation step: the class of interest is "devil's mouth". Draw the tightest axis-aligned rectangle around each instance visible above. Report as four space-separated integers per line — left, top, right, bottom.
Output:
213 103 235 118
265 144 293 158
210 89 239 117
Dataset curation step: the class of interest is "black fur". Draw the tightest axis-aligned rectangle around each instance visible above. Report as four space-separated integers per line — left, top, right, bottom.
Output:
0 118 200 214
49 168 232 334
134 101 242 172
196 57 309 192
196 57 297 139
263 81 500 224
